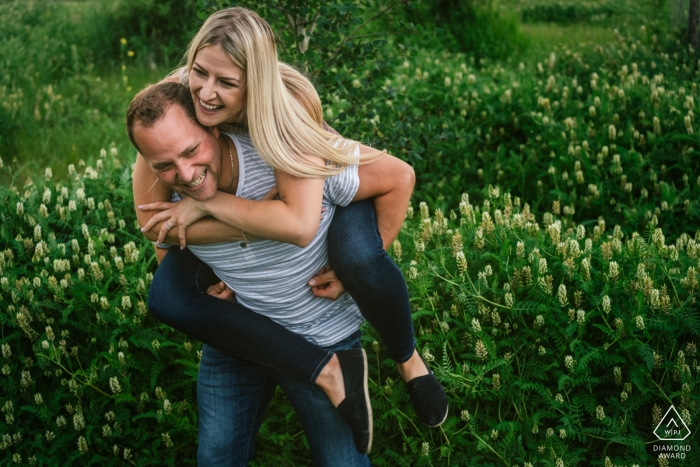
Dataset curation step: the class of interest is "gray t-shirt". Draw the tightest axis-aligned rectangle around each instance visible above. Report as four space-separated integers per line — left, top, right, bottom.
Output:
184 131 363 346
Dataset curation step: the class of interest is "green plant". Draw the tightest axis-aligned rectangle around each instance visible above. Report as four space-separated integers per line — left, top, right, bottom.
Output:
109 0 200 67
0 1 165 184
2 155 698 465
365 189 700 465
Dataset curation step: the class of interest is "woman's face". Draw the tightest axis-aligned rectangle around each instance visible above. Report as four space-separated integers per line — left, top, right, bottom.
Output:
189 44 246 127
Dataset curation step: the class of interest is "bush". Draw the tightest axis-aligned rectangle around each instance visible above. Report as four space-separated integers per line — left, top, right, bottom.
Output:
0 1 148 179
1 155 698 465
373 191 700 465
324 25 700 239
0 152 201 465
109 0 200 67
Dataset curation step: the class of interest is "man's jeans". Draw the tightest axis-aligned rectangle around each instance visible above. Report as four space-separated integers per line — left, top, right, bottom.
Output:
197 331 372 467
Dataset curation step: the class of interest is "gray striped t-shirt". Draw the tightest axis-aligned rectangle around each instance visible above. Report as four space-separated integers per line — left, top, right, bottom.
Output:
186 131 363 346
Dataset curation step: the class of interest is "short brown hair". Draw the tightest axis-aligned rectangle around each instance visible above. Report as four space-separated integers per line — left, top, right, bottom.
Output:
126 81 201 152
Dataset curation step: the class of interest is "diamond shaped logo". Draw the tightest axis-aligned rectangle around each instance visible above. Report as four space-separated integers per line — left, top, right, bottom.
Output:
653 406 691 441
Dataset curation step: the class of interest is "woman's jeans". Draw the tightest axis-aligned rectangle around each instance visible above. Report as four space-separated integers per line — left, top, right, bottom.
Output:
197 331 371 466
148 198 416 383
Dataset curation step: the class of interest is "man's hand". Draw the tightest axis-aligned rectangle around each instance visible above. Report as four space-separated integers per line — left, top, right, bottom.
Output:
207 280 235 301
139 197 209 248
308 265 346 301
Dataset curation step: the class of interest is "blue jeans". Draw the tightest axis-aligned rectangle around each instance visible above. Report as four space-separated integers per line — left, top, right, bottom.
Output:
197 332 371 467
148 199 415 382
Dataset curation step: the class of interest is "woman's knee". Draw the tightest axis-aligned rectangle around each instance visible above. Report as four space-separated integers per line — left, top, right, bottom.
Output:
328 200 385 276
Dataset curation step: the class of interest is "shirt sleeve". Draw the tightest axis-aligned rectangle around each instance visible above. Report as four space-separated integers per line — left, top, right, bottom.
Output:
323 142 360 207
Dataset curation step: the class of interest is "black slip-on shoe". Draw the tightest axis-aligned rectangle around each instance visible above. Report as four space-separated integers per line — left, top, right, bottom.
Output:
405 363 449 427
335 348 373 454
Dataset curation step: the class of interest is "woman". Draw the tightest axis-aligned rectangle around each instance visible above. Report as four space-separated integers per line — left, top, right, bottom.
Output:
132 6 447 443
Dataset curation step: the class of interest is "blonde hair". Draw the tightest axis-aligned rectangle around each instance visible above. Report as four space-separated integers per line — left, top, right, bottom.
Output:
184 7 383 178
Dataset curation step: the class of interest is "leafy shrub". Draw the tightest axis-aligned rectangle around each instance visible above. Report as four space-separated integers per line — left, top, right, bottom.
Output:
1 154 698 465
324 25 700 239
373 190 700 465
109 0 200 67
0 152 200 465
410 0 523 60
0 1 147 179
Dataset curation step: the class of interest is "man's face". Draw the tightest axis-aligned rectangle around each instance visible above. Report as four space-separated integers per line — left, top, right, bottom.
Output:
133 104 223 201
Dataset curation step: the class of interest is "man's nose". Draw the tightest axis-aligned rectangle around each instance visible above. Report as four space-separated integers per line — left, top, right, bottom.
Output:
176 162 196 182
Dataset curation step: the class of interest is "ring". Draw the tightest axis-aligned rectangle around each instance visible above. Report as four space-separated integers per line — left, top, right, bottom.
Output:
165 221 172 230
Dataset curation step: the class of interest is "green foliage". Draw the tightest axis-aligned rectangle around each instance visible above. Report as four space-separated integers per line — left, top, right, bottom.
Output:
0 152 201 465
110 0 200 66
1 154 699 465
2 1 700 465
402 0 523 60
0 1 162 182
510 0 630 24
374 189 700 465
324 24 700 239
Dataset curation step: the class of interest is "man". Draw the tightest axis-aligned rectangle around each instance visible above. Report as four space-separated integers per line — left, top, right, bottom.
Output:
127 81 373 466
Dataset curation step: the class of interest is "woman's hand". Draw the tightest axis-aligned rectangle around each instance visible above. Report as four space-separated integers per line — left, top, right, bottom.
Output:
308 265 346 301
139 197 209 248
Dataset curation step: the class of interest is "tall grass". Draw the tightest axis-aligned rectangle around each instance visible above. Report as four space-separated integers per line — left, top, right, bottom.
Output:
0 1 169 184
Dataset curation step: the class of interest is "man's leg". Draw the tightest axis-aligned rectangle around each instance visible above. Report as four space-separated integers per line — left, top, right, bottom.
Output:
273 331 372 467
197 344 276 467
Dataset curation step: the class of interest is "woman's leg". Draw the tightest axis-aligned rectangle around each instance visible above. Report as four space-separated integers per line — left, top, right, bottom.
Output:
150 247 374 443
328 199 449 427
149 247 332 383
328 199 415 363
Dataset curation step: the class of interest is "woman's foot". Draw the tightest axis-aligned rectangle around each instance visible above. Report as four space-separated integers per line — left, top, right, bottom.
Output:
316 349 373 453
395 348 430 382
397 349 449 427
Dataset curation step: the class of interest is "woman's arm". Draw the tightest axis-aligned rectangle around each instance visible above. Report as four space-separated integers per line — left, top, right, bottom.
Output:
136 149 326 247
132 153 248 245
323 123 415 250
184 169 325 247
353 146 415 250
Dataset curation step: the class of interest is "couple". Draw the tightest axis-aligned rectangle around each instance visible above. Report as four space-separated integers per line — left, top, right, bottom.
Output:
129 7 447 466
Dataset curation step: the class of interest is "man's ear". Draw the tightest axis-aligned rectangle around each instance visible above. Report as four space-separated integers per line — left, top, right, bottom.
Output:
211 126 220 139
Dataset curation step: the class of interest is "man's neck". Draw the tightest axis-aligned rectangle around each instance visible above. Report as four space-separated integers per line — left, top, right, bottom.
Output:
217 136 239 194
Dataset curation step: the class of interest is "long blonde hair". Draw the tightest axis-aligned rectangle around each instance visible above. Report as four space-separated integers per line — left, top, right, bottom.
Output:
184 7 382 178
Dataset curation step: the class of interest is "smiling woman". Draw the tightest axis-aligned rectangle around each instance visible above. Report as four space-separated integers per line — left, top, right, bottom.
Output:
189 45 247 126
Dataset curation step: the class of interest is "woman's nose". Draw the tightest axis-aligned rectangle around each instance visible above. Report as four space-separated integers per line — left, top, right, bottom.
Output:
200 78 217 101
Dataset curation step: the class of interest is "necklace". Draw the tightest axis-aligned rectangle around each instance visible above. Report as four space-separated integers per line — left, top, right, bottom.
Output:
225 139 236 191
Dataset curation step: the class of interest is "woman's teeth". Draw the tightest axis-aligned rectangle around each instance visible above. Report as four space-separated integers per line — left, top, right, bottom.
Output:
200 100 222 111
187 169 207 188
